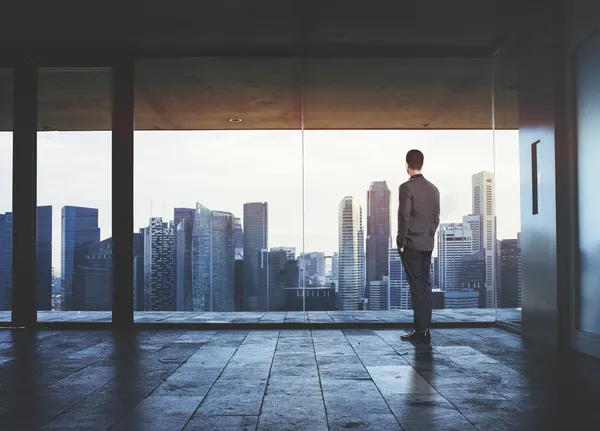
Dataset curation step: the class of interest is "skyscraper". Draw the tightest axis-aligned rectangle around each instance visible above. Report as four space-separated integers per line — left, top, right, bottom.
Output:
500 238 522 308
36 206 53 310
173 208 195 309
0 213 12 310
366 181 391 299
243 202 268 311
299 251 325 287
332 252 339 288
437 223 473 292
133 232 145 311
61 206 100 311
388 247 410 310
472 171 497 308
234 217 244 259
338 197 363 310
143 217 175 311
0 207 53 311
176 217 194 311
82 237 113 310
191 203 235 311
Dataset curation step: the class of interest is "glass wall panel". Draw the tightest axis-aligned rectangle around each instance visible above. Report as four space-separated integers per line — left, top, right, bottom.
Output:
133 58 302 322
0 70 13 323
302 58 499 322
37 68 113 322
493 54 522 324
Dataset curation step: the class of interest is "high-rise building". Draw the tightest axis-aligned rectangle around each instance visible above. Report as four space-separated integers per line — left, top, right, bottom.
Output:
243 202 268 311
143 217 175 311
191 203 235 311
438 223 473 292
472 171 497 308
1 208 53 311
234 217 244 259
299 251 326 287
388 247 410 310
273 247 296 260
369 279 388 311
36 206 53 310
82 238 113 310
332 252 339 288
338 197 363 310
0 213 13 310
366 181 391 299
176 217 194 311
500 238 522 308
258 249 298 311
61 206 100 311
173 207 195 309
133 232 145 311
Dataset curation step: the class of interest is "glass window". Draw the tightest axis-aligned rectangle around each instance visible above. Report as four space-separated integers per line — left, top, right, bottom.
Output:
37 68 113 321
133 58 302 321
0 70 13 323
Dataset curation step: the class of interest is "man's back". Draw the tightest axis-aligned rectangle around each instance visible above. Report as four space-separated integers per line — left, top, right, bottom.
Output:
397 174 440 252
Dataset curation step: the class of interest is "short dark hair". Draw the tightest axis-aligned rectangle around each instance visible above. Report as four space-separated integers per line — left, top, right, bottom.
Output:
406 149 424 170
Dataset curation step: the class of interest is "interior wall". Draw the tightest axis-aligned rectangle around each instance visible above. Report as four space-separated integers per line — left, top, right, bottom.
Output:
566 0 600 358
517 2 561 347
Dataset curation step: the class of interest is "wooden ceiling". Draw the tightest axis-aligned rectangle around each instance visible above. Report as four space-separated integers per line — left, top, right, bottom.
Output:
0 58 517 131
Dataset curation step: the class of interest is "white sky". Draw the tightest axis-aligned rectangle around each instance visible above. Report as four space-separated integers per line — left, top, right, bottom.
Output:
0 130 521 273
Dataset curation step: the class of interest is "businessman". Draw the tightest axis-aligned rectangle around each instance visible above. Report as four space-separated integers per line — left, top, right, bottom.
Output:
397 150 440 343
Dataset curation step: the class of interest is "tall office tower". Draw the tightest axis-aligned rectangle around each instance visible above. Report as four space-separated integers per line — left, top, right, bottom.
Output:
36 206 53 310
173 208 194 308
0 213 12 310
192 203 235 311
258 249 296 311
143 217 175 311
243 202 268 311
234 217 244 259
388 247 411 310
0 207 53 311
517 233 523 307
366 181 391 299
500 238 522 308
338 197 363 310
61 206 100 311
81 238 113 310
133 232 145 311
472 171 497 308
273 247 296 260
176 217 194 311
299 251 325 287
369 279 389 311
359 248 365 298
437 223 473 292
332 252 339 288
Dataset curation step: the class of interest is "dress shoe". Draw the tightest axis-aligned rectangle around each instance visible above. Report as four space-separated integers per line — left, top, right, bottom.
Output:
401 330 429 342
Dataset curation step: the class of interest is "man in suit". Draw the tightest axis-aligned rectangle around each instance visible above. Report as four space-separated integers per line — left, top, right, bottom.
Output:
397 150 440 342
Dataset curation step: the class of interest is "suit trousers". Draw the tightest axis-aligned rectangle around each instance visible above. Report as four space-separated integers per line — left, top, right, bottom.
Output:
400 248 433 332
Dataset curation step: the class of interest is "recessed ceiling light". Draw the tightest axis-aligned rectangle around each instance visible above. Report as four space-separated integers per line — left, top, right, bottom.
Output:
229 118 243 123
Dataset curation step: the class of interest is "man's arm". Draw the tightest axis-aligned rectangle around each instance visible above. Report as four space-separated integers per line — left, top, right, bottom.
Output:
396 183 412 249
433 189 440 233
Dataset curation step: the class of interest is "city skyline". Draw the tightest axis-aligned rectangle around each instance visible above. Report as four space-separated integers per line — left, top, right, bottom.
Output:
0 130 521 273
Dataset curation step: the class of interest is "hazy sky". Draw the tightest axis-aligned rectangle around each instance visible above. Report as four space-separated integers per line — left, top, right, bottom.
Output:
0 130 520 273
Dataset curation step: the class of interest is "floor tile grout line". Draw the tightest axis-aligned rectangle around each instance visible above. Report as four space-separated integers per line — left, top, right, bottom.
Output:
340 329 406 431
101 329 223 431
41 330 219 430
372 329 482 428
179 329 253 431
254 329 281 431
309 330 331 431
375 329 530 424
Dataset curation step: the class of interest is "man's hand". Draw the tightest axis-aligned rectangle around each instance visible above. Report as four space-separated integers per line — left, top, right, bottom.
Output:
398 247 404 255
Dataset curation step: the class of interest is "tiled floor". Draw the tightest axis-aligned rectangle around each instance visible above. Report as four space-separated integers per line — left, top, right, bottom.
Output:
0 309 522 325
1 328 598 430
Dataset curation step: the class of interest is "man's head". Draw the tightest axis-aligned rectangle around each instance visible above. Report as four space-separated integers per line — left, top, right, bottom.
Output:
405 149 424 176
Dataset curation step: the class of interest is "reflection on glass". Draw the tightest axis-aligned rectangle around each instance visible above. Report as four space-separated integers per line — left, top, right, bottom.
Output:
37 69 112 319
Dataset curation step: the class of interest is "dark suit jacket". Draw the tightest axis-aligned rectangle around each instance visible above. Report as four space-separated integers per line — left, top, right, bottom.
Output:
396 174 440 251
